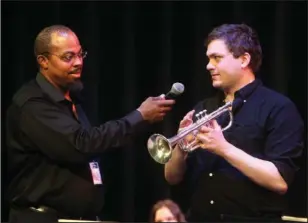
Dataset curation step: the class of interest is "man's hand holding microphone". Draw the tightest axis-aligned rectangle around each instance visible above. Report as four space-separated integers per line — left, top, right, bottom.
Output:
137 83 184 123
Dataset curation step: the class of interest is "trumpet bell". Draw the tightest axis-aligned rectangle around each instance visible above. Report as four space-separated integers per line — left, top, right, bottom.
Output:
147 134 172 164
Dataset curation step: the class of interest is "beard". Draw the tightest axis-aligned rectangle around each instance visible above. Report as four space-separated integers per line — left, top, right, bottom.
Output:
55 72 84 93
58 78 83 92
67 78 84 93
67 79 84 103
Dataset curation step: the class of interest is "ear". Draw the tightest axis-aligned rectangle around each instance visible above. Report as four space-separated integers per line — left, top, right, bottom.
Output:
240 52 251 69
37 55 49 70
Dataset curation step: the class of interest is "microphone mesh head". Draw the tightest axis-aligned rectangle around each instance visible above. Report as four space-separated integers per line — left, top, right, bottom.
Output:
170 82 185 95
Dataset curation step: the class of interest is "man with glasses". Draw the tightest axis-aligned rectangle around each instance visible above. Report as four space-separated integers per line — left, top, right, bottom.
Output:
6 25 175 223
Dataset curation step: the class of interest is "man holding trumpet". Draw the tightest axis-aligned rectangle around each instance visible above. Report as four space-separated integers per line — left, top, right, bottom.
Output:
164 24 304 222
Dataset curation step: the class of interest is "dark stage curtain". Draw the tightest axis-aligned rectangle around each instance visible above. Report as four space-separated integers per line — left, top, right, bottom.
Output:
1 1 307 222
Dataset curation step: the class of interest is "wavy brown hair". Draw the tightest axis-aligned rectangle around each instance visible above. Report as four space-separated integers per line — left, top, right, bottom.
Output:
149 199 186 222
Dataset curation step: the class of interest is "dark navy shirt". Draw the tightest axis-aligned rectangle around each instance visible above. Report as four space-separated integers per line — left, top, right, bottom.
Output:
184 79 304 220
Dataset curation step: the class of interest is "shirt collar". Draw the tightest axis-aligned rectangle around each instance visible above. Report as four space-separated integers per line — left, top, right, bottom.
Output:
36 72 66 102
36 72 84 104
234 78 262 100
216 78 262 104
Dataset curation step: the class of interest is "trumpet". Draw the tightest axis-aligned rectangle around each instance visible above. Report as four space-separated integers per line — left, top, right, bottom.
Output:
147 101 233 164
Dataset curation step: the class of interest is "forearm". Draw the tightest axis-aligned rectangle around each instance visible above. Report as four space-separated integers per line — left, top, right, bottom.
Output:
75 110 147 152
221 142 288 194
164 145 188 185
22 104 147 162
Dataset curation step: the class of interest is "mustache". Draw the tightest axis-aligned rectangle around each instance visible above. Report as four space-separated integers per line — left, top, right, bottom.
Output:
69 67 82 74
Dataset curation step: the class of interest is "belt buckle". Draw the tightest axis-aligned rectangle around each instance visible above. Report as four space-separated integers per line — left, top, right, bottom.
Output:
30 205 49 213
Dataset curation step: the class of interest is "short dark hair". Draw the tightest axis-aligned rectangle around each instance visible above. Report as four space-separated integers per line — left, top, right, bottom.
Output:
149 199 186 222
34 25 73 57
205 23 262 73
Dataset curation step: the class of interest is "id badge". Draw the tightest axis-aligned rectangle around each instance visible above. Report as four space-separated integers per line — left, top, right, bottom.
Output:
89 161 103 185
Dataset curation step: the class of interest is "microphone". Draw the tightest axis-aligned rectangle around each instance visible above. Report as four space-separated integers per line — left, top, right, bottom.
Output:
164 82 185 100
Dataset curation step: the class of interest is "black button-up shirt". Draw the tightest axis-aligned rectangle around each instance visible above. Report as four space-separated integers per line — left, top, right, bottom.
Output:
6 73 147 218
184 79 304 221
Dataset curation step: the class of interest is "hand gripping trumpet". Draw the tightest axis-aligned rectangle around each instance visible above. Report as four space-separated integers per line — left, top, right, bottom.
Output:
147 101 233 164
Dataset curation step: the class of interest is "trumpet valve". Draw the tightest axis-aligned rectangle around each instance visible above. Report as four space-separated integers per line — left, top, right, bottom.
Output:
196 110 207 122
201 109 207 117
196 113 201 121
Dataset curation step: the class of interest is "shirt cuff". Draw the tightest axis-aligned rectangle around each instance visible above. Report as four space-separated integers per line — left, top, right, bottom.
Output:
271 160 297 186
125 110 150 133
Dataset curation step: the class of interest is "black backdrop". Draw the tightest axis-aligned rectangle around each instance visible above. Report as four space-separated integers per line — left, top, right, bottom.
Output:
1 1 307 222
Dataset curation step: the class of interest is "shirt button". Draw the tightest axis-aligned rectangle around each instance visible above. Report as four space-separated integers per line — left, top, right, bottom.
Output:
210 200 214 204
209 173 213 177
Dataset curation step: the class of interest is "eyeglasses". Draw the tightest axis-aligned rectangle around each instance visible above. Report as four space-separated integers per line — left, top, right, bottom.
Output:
42 50 88 63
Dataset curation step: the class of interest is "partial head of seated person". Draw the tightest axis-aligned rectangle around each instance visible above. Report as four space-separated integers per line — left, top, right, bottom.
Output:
149 199 186 222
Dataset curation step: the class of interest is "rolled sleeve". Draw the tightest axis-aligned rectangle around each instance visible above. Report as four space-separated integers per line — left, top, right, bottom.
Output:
264 100 304 185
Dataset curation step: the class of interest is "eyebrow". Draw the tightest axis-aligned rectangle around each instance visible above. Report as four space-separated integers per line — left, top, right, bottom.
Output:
206 53 224 58
62 48 82 55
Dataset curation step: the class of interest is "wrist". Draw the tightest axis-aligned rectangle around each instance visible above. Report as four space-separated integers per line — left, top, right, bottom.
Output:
136 108 146 120
219 141 233 158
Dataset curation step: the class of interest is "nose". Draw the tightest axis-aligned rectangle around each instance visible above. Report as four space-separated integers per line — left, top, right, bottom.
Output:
73 55 83 67
206 60 215 71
